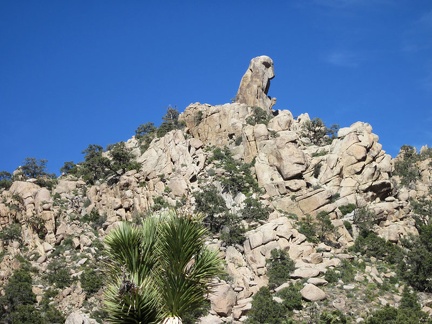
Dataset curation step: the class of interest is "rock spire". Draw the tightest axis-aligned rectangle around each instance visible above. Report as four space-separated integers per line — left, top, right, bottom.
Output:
235 55 276 111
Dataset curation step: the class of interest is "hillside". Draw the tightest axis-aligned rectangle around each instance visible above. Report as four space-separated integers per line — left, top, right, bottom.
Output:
1 56 432 323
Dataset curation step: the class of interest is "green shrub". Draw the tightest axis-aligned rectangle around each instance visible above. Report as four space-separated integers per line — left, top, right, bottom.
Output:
247 287 286 324
0 171 12 190
352 231 404 265
353 207 379 233
267 249 295 290
394 145 421 187
400 221 432 292
156 106 184 138
300 118 339 146
81 209 106 230
0 268 45 323
339 203 356 216
276 284 303 312
220 213 246 246
0 223 22 244
208 147 259 195
46 258 72 289
193 184 228 233
152 196 170 211
319 310 348 323
324 268 340 283
298 215 318 243
27 216 47 240
60 161 78 176
246 106 271 126
297 212 335 244
135 122 157 153
241 197 270 221
81 269 104 295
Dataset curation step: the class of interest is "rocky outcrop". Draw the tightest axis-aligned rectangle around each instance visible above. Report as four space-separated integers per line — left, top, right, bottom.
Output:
235 55 276 111
0 56 430 323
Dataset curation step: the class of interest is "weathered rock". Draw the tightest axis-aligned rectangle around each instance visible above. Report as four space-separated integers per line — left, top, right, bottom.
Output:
300 283 327 301
235 55 276 111
208 283 237 316
65 311 96 324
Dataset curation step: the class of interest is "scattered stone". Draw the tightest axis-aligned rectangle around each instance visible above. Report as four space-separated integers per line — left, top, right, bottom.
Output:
300 284 327 301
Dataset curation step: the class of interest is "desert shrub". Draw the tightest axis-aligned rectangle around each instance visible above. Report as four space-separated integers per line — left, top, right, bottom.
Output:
152 196 170 211
21 157 49 179
276 283 303 312
298 215 318 243
297 212 335 243
353 207 379 233
46 258 72 289
394 145 421 187
209 147 259 194
343 220 353 237
107 141 141 176
0 268 41 323
157 106 185 137
27 216 47 239
81 209 106 230
81 268 104 295
319 310 348 323
182 300 210 324
220 213 245 246
78 144 111 184
193 184 229 232
365 288 428 323
241 196 270 221
0 171 12 190
194 110 204 125
338 259 356 283
400 221 432 292
246 106 271 126
300 118 339 146
313 162 322 178
60 161 78 176
0 223 22 244
352 231 404 265
246 287 286 324
135 122 157 153
339 203 356 216
267 249 295 290
324 268 340 284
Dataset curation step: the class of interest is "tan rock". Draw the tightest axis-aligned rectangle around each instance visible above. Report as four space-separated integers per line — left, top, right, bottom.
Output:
235 55 276 111
300 283 326 301
208 283 237 316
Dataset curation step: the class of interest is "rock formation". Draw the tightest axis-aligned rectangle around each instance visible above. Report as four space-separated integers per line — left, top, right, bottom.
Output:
235 55 276 111
0 56 431 323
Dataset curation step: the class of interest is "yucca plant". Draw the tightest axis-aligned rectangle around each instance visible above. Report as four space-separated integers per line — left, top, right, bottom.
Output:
103 211 223 323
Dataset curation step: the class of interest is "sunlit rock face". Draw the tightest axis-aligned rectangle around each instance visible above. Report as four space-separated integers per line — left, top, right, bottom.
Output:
235 55 276 112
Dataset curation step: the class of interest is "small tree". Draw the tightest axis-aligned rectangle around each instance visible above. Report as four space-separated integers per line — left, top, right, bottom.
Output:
157 106 184 137
300 118 339 146
79 144 111 184
0 171 12 190
267 249 295 290
135 122 157 153
108 141 140 175
21 157 49 179
247 287 286 324
394 145 421 187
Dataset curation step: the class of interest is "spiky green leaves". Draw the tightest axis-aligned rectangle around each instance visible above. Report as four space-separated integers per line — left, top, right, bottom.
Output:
103 211 223 323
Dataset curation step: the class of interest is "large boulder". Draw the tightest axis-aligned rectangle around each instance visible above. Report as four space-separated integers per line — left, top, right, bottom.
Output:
235 55 276 111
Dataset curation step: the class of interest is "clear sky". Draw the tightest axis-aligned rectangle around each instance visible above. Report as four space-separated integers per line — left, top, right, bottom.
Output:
1 1 431 175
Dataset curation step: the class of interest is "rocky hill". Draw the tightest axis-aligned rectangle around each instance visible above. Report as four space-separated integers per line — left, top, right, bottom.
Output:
1 56 432 323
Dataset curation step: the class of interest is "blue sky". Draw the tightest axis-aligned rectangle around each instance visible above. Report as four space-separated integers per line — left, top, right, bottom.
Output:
1 1 432 175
